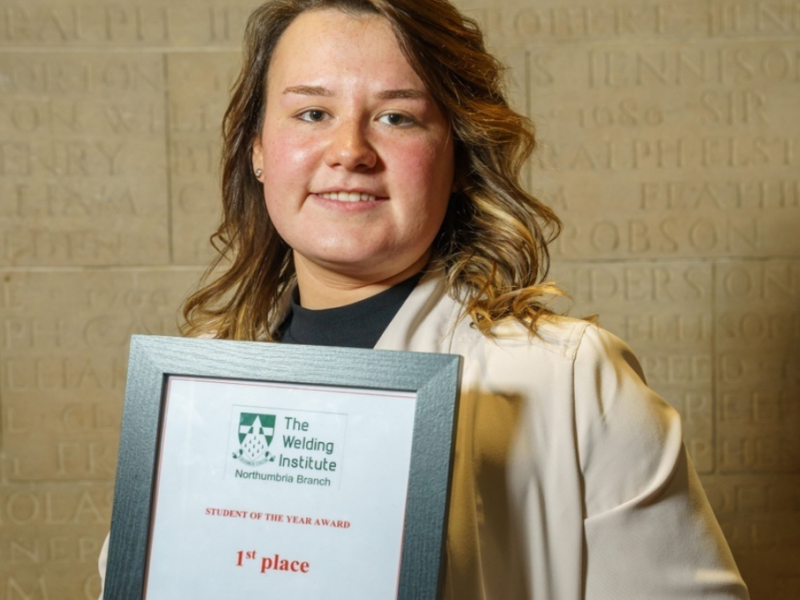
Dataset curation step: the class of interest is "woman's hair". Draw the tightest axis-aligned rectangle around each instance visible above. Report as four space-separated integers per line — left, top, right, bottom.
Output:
182 0 563 340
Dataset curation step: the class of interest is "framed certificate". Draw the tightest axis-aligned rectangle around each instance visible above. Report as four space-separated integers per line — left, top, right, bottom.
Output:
104 335 461 600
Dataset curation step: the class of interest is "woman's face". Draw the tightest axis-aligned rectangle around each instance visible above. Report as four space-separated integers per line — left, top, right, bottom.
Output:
252 9 454 286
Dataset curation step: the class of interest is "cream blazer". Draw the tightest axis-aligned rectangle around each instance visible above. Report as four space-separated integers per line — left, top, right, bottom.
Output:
99 271 748 599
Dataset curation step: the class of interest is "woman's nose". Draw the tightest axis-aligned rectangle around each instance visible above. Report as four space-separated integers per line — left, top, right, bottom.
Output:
324 119 377 171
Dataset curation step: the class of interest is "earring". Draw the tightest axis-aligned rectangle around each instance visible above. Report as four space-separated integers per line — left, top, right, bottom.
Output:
255 168 263 177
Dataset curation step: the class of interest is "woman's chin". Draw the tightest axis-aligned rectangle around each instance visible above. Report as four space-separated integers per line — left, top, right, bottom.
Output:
292 249 429 286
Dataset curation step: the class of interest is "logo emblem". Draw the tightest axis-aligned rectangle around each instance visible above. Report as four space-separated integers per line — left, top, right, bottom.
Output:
233 413 276 467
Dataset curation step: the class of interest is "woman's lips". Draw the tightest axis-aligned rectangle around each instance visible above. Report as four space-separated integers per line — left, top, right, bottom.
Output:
315 191 387 203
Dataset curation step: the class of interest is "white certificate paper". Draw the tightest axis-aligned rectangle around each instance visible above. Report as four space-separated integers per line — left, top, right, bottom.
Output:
144 376 418 600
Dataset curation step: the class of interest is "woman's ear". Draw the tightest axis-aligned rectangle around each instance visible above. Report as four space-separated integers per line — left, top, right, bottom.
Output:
252 138 265 181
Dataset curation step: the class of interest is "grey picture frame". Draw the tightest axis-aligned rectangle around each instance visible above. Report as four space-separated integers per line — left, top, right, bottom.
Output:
104 334 461 600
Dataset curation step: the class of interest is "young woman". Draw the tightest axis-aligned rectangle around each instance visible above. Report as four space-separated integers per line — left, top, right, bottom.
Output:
101 0 749 598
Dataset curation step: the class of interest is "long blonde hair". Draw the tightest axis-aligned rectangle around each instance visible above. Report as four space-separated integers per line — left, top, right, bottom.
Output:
182 0 562 340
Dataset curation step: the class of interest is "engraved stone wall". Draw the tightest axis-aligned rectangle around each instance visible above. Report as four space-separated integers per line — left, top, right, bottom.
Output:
0 0 797 598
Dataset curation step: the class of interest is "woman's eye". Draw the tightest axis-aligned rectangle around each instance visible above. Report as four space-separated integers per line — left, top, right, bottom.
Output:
379 113 415 127
297 109 328 122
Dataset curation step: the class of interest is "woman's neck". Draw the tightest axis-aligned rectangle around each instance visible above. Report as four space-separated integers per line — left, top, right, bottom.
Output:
293 251 430 310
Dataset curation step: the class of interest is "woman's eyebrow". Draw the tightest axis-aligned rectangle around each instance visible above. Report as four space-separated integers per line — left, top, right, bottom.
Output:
283 85 332 96
376 89 428 100
282 85 427 101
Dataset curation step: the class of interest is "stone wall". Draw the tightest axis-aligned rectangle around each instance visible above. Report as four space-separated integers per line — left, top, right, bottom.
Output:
0 1 797 598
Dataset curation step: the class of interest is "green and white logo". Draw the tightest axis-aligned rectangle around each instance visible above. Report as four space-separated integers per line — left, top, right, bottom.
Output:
233 413 277 467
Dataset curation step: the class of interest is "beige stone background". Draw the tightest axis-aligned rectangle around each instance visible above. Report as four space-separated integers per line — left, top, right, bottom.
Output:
0 0 797 598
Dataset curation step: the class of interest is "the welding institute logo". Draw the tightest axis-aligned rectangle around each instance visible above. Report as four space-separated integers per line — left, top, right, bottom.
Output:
233 413 277 467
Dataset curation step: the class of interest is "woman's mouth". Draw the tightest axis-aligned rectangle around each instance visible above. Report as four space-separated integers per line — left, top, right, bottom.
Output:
317 191 383 203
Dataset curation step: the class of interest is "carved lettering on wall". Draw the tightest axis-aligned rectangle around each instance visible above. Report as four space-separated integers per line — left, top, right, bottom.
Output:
0 54 169 266
0 5 256 46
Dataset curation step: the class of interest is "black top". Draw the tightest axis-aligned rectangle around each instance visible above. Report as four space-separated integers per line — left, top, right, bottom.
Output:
277 273 422 349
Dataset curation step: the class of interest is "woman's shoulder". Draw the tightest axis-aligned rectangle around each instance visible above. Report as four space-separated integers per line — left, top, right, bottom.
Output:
460 312 622 364
384 270 634 368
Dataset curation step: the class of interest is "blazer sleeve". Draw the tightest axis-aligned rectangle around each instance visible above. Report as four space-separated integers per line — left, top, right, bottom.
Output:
573 325 749 600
